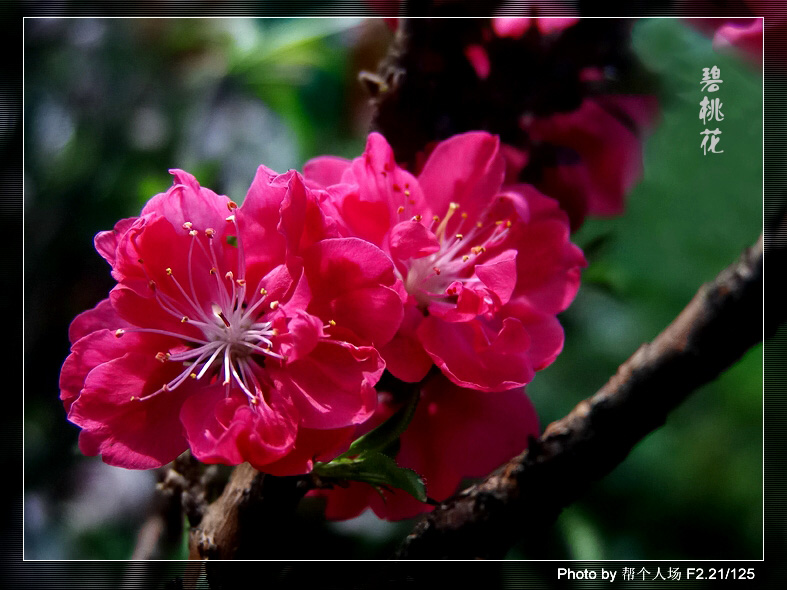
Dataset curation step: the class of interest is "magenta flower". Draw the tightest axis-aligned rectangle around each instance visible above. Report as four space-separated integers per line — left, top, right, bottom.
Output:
304 131 586 392
311 372 540 521
60 168 404 475
682 2 785 69
516 94 660 230
493 15 579 38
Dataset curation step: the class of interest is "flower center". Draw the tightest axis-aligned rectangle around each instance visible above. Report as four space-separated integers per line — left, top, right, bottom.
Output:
117 206 285 408
400 201 513 308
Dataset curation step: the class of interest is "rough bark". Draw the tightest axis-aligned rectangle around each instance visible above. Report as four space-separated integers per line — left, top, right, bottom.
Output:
397 234 764 559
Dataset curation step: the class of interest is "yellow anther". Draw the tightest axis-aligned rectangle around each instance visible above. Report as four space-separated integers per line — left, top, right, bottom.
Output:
433 215 440 222
190 373 197 379
462 255 470 262
226 214 236 222
404 189 411 197
476 221 483 228
114 329 125 338
155 352 169 363
461 212 468 219
449 202 460 210
269 300 279 310
271 328 279 336
250 397 259 405
259 288 268 296
397 206 405 214
328 319 336 327
495 220 504 226
505 220 512 228
205 228 215 237
455 233 464 240
236 279 246 287
181 316 189 323
130 396 136 401
182 222 193 230
166 267 173 275
413 214 422 222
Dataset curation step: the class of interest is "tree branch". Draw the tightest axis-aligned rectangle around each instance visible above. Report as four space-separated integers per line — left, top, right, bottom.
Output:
397 233 764 559
187 463 311 560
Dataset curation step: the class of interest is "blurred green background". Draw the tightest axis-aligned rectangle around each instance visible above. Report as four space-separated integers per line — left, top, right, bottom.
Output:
23 17 762 561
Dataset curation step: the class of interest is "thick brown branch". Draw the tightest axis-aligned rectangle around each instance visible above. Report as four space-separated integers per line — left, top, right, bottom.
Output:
188 463 311 560
397 234 764 559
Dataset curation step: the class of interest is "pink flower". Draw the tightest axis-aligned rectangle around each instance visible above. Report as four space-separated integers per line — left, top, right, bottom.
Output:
518 94 660 230
681 3 786 68
481 17 660 230
493 16 579 38
304 132 586 392
311 372 540 521
60 168 404 475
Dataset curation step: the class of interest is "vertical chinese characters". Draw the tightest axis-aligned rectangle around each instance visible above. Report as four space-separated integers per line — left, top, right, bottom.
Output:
699 66 724 155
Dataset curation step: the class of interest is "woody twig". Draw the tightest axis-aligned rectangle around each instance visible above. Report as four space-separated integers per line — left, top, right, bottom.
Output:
397 233 765 559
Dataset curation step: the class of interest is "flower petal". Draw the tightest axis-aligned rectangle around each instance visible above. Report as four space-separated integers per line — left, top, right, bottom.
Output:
69 351 191 469
418 316 534 392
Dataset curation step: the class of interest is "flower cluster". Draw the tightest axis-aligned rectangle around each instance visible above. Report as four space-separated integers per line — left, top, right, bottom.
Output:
60 131 585 519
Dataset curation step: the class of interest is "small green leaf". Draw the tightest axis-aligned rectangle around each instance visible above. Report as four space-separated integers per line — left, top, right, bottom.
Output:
313 451 427 503
226 235 238 247
341 386 420 459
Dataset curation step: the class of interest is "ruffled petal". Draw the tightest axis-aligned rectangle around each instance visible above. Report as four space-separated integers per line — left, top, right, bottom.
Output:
418 316 534 392
272 341 382 429
69 350 191 469
301 237 403 347
180 384 298 469
417 132 505 222
378 304 433 383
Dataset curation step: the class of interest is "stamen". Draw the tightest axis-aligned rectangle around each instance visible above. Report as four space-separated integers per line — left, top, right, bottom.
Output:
435 202 460 240
212 303 231 328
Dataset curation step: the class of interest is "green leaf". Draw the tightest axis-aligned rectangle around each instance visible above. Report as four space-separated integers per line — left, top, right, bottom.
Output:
313 451 427 503
310 386 426 503
340 386 420 459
